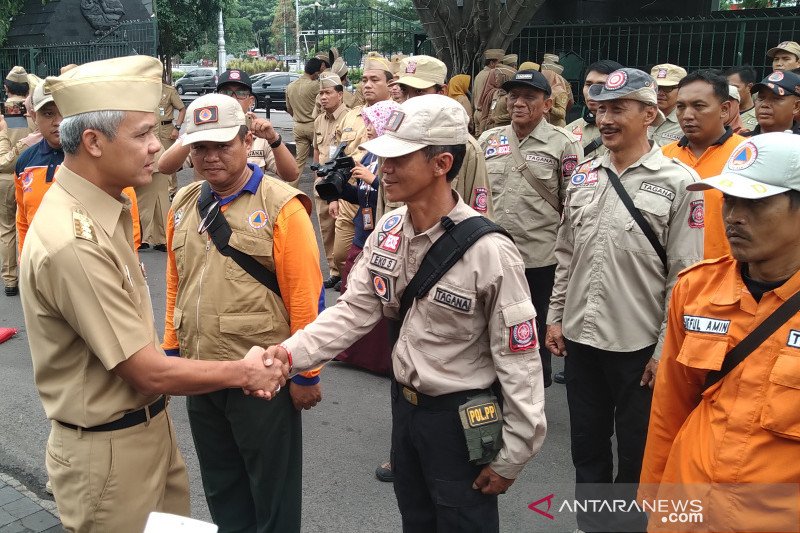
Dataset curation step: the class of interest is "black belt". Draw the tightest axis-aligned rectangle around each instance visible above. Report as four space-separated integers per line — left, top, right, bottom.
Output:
161 120 174 125
394 380 489 411
57 396 167 432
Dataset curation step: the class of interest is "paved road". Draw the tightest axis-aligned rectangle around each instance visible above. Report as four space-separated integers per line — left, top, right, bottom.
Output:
0 149 578 533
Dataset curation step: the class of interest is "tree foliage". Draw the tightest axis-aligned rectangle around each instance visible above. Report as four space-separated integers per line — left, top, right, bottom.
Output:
1 0 28 45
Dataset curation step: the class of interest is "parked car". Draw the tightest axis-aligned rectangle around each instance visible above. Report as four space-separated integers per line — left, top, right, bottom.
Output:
175 68 218 95
251 72 300 111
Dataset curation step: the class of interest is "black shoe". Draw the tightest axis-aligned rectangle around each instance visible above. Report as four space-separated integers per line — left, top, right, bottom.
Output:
333 280 342 292
138 242 150 250
153 244 167 252
553 371 566 384
4 286 18 297
323 275 341 289
375 461 394 482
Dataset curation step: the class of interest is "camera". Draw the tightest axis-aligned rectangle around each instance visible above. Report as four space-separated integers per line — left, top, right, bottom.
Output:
312 143 356 202
1 102 26 116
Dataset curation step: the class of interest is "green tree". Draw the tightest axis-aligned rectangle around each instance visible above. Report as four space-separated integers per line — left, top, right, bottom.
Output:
1 0 28 45
270 0 296 56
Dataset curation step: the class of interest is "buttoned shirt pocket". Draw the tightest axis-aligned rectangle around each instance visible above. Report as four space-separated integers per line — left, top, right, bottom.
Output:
501 300 537 355
567 186 599 244
761 350 800 441
612 190 671 255
171 229 187 274
218 312 276 359
519 157 559 197
225 230 273 282
424 282 477 341
676 333 728 399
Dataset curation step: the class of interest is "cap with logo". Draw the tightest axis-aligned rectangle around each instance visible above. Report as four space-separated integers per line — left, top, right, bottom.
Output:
32 83 54 112
501 54 518 68
751 70 800 98
393 55 447 89
359 93 468 158
650 63 687 88
728 84 741 103
5 66 28 84
768 40 800 60
364 53 391 73
182 93 247 145
484 49 505 61
217 69 252 90
588 68 658 106
687 132 800 199
44 56 162 117
319 71 341 89
501 70 552 96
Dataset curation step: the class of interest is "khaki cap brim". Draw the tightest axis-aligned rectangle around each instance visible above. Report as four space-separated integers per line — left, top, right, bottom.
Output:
394 75 437 89
360 134 426 158
768 45 800 59
182 125 241 146
687 174 789 199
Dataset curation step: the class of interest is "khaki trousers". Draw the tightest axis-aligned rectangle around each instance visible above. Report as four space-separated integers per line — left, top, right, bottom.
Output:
134 171 170 246
333 199 358 274
315 194 338 277
157 124 178 196
46 408 189 533
0 173 17 288
292 121 316 178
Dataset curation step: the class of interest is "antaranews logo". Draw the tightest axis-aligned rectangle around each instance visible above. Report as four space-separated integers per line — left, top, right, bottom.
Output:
528 493 556 520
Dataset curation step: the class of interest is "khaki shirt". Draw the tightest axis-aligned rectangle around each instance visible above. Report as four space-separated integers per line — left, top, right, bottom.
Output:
651 109 683 147
479 120 583 268
284 196 546 479
566 116 608 160
740 106 758 131
313 103 348 163
19 166 159 427
248 137 277 174
487 91 510 130
547 146 704 358
285 76 319 124
0 95 35 174
472 67 491 109
335 105 367 161
312 90 354 120
158 84 184 123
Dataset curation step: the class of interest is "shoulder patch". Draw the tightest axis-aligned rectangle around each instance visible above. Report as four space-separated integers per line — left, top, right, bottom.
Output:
72 210 98 243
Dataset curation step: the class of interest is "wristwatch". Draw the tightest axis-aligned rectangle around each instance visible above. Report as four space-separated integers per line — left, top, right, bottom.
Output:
269 134 282 149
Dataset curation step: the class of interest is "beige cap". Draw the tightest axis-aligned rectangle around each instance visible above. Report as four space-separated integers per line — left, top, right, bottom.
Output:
26 73 42 90
319 70 341 89
331 57 348 78
501 54 518 67
389 53 406 76
542 53 559 64
45 56 162 117
484 49 505 61
519 61 540 71
5 66 27 84
364 53 391 73
768 40 800 59
315 51 330 63
542 62 564 75
650 63 687 87
32 82 55 112
394 55 447 89
183 93 246 145
728 84 741 103
60 64 78 74
359 93 468 158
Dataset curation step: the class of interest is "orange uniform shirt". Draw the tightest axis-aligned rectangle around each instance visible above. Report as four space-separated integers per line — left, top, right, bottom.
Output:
641 256 800 530
662 129 745 260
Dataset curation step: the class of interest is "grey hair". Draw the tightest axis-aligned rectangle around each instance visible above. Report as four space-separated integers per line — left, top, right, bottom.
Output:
59 110 126 154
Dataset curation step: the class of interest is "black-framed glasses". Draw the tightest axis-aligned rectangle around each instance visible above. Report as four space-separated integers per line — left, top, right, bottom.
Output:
218 89 251 100
198 200 220 235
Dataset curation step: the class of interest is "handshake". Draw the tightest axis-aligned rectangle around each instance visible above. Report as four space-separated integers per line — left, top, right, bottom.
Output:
240 345 293 400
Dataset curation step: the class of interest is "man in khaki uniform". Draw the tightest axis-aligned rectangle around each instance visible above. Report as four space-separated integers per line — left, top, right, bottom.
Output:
544 68 704 532
286 57 325 175
726 66 759 131
388 55 494 218
18 56 288 533
768 40 800 71
483 55 519 131
650 63 687 146
156 82 185 199
566 60 623 162
479 70 582 389
313 71 348 288
266 94 546 531
473 48 504 129
0 66 35 296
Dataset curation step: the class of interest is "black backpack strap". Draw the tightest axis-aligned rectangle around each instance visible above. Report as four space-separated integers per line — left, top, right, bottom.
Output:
584 137 603 156
388 216 512 344
704 289 800 391
197 182 282 297
605 168 668 269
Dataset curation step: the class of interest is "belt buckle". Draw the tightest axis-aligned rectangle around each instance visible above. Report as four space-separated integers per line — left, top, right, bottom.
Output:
402 387 418 406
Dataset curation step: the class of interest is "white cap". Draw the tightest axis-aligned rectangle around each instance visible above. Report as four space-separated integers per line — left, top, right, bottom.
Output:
183 93 246 145
728 84 741 103
687 132 800 199
359 94 468 158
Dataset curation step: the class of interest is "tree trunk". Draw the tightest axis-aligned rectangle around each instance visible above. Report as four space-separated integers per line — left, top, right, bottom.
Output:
412 0 545 76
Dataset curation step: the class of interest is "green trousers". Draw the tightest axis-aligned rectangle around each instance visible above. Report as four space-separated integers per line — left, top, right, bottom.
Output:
187 387 302 533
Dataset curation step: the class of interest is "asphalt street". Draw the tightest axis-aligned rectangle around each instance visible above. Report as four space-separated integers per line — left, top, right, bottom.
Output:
0 108 579 532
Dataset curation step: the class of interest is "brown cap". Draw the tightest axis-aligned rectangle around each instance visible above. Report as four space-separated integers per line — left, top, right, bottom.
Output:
519 61 540 72
45 56 162 117
768 40 800 60
331 57 348 78
501 54 518 67
364 53 391 73
541 62 564 75
484 49 505 61
319 70 341 88
5 66 27 84
542 53 559 64
394 55 447 89
650 63 687 87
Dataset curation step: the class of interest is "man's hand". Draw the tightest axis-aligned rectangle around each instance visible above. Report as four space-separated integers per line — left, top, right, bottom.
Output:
545 324 567 357
350 161 376 185
169 127 179 141
247 112 278 143
21 132 43 147
472 466 515 495
328 200 340 218
240 345 288 399
289 381 322 410
640 358 658 389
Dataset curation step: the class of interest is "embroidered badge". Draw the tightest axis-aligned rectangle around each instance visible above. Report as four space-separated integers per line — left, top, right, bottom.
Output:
248 209 269 230
485 147 498 158
72 211 97 243
230 70 241 80
369 252 397 271
371 270 391 302
525 154 557 166
473 187 488 213
657 68 668 79
497 146 511 155
572 126 583 142
381 213 403 233
21 171 33 192
683 315 730 335
432 287 473 313
768 71 785 82
405 61 417 74
174 208 184 228
562 154 578 177
729 142 758 171
787 330 800 348
570 173 587 186
385 110 405 132
605 70 628 90
379 233 401 253
509 320 537 352
249 149 265 158
689 199 704 229
585 170 599 185
193 106 219 125
640 182 676 201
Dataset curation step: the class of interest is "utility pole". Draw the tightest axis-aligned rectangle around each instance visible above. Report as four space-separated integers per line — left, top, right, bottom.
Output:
295 0 301 71
217 10 226 75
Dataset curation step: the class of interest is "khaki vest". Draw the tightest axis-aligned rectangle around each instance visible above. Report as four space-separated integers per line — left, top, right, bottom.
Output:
170 175 311 361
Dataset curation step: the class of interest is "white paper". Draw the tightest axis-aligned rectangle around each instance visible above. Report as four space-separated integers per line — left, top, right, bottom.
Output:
143 512 218 533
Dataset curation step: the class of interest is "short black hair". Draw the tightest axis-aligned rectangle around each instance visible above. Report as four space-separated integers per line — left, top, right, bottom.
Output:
422 144 466 181
3 80 29 97
383 70 393 82
334 84 344 93
725 66 757 85
585 60 624 77
305 58 323 75
678 69 730 103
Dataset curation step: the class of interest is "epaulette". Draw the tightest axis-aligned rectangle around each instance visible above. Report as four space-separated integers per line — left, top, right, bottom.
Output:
551 124 580 143
677 255 732 278
72 208 98 243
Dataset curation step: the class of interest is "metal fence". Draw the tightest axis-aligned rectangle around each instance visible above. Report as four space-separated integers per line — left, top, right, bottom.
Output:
0 20 157 78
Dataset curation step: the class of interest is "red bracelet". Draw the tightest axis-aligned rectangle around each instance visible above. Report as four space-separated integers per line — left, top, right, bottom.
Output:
280 343 293 371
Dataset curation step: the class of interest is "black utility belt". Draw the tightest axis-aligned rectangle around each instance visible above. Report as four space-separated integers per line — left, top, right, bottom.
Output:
395 381 489 411
57 396 167 432
161 120 174 125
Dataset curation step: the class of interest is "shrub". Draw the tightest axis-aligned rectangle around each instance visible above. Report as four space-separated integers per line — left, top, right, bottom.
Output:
171 70 185 81
226 58 288 75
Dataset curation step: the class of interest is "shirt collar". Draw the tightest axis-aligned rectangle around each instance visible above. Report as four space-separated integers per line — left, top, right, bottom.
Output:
516 118 552 144
711 260 800 308
215 163 263 206
326 104 347 121
37 137 60 155
600 142 664 173
54 165 128 236
402 192 473 243
666 108 679 123
677 126 734 148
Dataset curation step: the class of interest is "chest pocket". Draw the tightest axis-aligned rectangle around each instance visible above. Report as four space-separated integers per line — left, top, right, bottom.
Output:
225 230 274 282
567 186 600 244
612 190 672 255
519 155 559 196
676 333 728 400
761 350 800 441
171 229 188 274
424 281 477 341
339 127 362 149
485 159 512 198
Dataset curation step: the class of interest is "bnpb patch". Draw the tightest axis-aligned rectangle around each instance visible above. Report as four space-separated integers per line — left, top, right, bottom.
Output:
605 70 628 91
473 187 488 213
729 142 758 171
371 271 391 302
509 320 537 352
405 61 417 74
248 209 269 229
571 173 587 186
193 106 219 125
689 199 704 229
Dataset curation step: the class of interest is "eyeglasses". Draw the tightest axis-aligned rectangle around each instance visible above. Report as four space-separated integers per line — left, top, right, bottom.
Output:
218 89 251 100
657 86 677 93
197 200 220 235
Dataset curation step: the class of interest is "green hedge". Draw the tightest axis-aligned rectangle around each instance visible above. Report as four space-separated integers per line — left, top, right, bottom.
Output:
226 58 288 75
172 70 186 81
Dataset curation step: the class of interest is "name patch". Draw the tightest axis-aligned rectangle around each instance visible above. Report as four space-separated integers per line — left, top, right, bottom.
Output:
640 182 676 201
683 315 730 335
788 330 800 349
525 154 557 166
433 287 473 313
369 253 397 271
466 403 499 427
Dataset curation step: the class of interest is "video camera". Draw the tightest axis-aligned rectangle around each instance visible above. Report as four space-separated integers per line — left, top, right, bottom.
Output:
312 143 356 202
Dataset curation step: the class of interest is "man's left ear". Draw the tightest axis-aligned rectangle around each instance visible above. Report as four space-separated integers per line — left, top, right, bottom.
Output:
720 100 731 122
436 152 454 177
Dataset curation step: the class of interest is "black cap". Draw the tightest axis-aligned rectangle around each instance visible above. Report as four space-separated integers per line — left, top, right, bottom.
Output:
501 70 551 96
217 69 252 90
751 70 800 98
